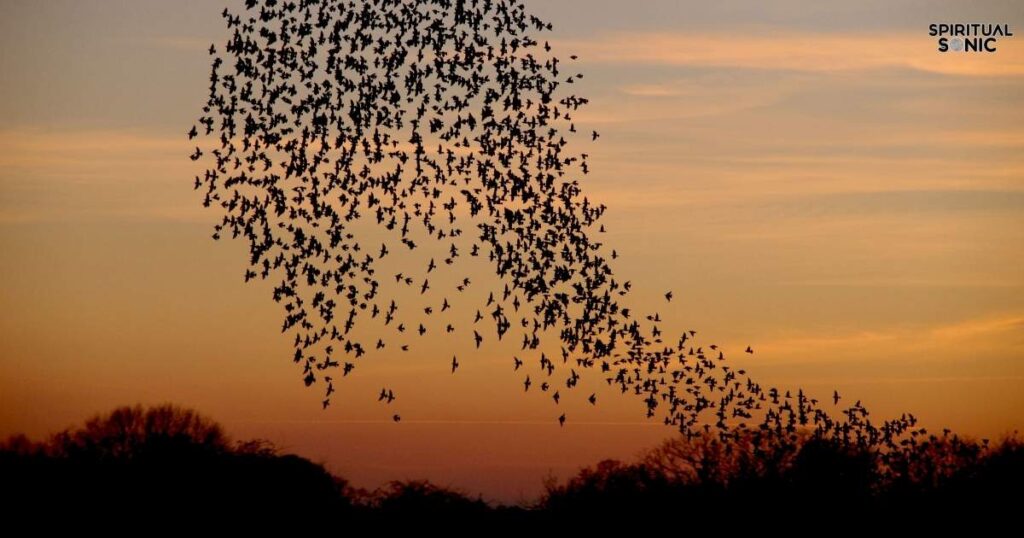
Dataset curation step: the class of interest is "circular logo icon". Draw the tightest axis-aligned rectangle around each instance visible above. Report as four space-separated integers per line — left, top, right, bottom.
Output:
950 38 964 52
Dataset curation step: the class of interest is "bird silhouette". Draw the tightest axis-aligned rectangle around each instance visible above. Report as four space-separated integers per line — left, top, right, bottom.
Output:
190 0 934 457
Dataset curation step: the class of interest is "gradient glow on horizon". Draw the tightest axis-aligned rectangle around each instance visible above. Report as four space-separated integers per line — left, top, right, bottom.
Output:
1 0 1022 503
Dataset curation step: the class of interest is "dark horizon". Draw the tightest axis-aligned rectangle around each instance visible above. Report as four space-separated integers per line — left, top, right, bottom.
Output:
4 403 1021 522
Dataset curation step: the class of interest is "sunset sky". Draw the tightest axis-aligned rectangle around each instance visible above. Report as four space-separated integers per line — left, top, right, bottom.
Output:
2 0 1022 503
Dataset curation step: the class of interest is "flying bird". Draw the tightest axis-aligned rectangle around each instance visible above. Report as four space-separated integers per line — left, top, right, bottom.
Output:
188 0 931 458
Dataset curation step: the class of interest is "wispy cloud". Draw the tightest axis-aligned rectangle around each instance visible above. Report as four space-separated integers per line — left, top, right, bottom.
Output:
142 36 212 52
0 129 185 173
0 129 200 223
588 74 805 121
559 32 1024 76
757 313 1024 361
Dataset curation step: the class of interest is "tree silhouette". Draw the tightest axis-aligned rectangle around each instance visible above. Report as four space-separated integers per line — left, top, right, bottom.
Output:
53 404 227 460
1 405 348 518
2 405 1020 524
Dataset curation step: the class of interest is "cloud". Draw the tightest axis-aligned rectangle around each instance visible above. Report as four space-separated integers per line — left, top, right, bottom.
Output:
0 129 185 173
620 84 686 97
0 129 202 223
932 315 1024 342
756 313 1024 362
592 73 806 122
144 36 212 52
558 32 1024 76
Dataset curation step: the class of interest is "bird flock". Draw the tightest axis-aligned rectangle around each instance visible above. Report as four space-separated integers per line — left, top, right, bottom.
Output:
191 0 940 460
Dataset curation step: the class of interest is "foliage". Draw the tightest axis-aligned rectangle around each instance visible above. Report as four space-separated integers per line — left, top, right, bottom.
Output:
3 405 1020 525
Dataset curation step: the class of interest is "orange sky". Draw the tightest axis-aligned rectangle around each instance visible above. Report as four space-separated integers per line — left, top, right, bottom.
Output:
1 0 1023 503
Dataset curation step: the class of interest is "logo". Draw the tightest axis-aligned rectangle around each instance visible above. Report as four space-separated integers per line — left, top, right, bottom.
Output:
929 24 1013 53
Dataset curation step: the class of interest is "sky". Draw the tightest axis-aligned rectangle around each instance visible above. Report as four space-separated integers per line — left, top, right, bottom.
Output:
1 0 1023 503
